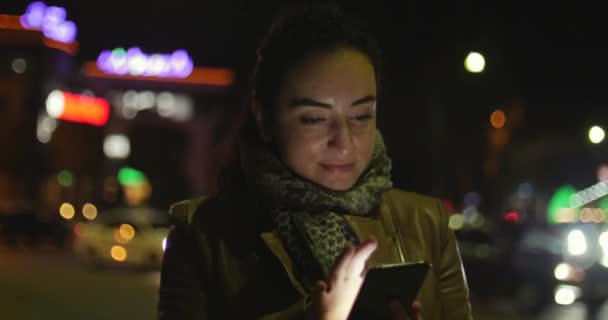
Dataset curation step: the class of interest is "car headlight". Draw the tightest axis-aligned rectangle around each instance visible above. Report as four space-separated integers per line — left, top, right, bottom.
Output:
600 231 608 267
554 263 573 280
554 284 581 305
567 229 587 256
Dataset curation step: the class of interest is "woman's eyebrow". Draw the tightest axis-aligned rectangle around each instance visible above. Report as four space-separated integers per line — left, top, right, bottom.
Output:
288 95 377 108
352 95 376 107
288 97 332 108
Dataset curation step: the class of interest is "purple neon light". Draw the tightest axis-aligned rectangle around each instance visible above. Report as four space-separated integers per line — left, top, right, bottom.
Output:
20 2 77 44
97 48 194 78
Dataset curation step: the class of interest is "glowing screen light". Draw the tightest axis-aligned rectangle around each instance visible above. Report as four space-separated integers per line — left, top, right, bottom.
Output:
20 2 77 43
97 47 194 78
45 90 110 126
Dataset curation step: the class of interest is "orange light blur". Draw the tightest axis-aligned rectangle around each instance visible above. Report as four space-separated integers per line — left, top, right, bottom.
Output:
490 110 506 128
73 222 85 237
0 15 78 55
119 224 135 240
114 229 129 244
111 245 127 262
0 15 22 29
60 92 110 126
81 62 234 86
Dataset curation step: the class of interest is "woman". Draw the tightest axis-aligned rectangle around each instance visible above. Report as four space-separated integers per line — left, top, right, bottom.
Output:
158 3 473 320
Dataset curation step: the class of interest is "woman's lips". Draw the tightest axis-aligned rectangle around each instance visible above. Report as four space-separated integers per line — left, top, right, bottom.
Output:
320 163 355 172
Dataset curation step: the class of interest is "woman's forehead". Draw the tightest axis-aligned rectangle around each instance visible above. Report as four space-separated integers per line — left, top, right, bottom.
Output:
280 48 377 102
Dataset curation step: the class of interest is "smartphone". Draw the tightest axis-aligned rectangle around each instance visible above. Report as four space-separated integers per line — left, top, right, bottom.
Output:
349 261 430 320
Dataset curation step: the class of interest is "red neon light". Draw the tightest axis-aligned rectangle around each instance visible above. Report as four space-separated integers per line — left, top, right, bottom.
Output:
59 92 110 126
504 212 520 223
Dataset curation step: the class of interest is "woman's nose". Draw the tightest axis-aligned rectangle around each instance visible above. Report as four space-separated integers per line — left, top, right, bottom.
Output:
327 118 353 157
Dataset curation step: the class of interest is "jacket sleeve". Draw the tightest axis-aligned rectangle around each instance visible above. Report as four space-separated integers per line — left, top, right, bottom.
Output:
157 223 208 320
157 204 308 320
436 200 474 319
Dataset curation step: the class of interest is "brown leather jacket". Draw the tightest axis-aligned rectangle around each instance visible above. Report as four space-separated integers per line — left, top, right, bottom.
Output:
157 189 473 319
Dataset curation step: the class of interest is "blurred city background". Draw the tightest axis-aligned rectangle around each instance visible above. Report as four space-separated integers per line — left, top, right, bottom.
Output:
1 1 608 319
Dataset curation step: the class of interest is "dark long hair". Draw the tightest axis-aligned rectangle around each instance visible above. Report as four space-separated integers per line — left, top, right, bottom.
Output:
216 2 383 199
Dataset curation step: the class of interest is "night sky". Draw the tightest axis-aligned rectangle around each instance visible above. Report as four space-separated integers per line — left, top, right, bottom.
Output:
3 0 607 203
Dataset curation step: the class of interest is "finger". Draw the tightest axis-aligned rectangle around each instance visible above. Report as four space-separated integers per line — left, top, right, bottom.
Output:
411 300 422 313
388 299 410 320
328 242 355 289
347 238 378 277
409 300 422 320
313 280 327 294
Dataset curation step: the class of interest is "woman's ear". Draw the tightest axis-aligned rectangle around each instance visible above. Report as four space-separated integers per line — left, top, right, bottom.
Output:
251 99 272 142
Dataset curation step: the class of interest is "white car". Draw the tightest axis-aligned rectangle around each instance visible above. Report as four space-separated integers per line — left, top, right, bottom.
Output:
73 207 170 269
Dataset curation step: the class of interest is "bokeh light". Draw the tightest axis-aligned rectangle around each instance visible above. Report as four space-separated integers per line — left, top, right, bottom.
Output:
448 214 465 230
59 202 75 220
118 167 147 186
554 263 572 281
490 110 506 128
119 224 135 240
554 285 579 305
589 126 605 144
504 212 520 223
597 164 608 182
114 229 129 244
517 182 534 199
103 134 130 159
110 245 127 262
11 58 27 74
567 229 587 256
464 51 486 73
82 203 97 220
548 185 576 223
46 90 65 118
57 170 74 187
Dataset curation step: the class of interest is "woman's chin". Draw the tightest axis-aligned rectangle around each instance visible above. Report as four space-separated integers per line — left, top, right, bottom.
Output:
315 178 356 192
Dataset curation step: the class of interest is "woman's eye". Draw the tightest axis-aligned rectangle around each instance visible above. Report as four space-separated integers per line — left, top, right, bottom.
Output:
301 116 325 124
352 113 373 121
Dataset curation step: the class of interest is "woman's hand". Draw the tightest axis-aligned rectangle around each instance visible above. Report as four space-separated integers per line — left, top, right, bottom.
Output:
306 238 378 320
389 300 423 320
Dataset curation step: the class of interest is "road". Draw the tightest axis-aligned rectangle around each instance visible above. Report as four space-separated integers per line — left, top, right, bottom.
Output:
1 245 608 320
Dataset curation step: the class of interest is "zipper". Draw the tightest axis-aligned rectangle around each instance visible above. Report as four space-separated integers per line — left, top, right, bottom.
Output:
380 192 407 263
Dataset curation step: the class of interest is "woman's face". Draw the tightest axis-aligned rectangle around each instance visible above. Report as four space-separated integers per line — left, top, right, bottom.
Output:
272 48 377 191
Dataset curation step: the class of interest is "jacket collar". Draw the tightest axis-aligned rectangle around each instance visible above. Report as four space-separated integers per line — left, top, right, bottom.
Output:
259 191 408 296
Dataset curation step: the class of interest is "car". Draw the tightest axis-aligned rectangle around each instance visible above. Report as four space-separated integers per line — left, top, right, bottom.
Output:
72 206 169 269
511 221 608 314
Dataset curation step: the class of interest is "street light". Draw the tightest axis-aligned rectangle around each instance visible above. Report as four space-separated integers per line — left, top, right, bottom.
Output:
465 51 486 73
589 126 605 144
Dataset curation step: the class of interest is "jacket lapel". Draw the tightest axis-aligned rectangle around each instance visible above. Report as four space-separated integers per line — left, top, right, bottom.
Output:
258 192 409 295
260 232 307 296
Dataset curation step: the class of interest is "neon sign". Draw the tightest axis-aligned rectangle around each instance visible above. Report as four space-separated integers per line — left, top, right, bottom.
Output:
46 90 110 126
20 2 77 44
96 47 194 78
